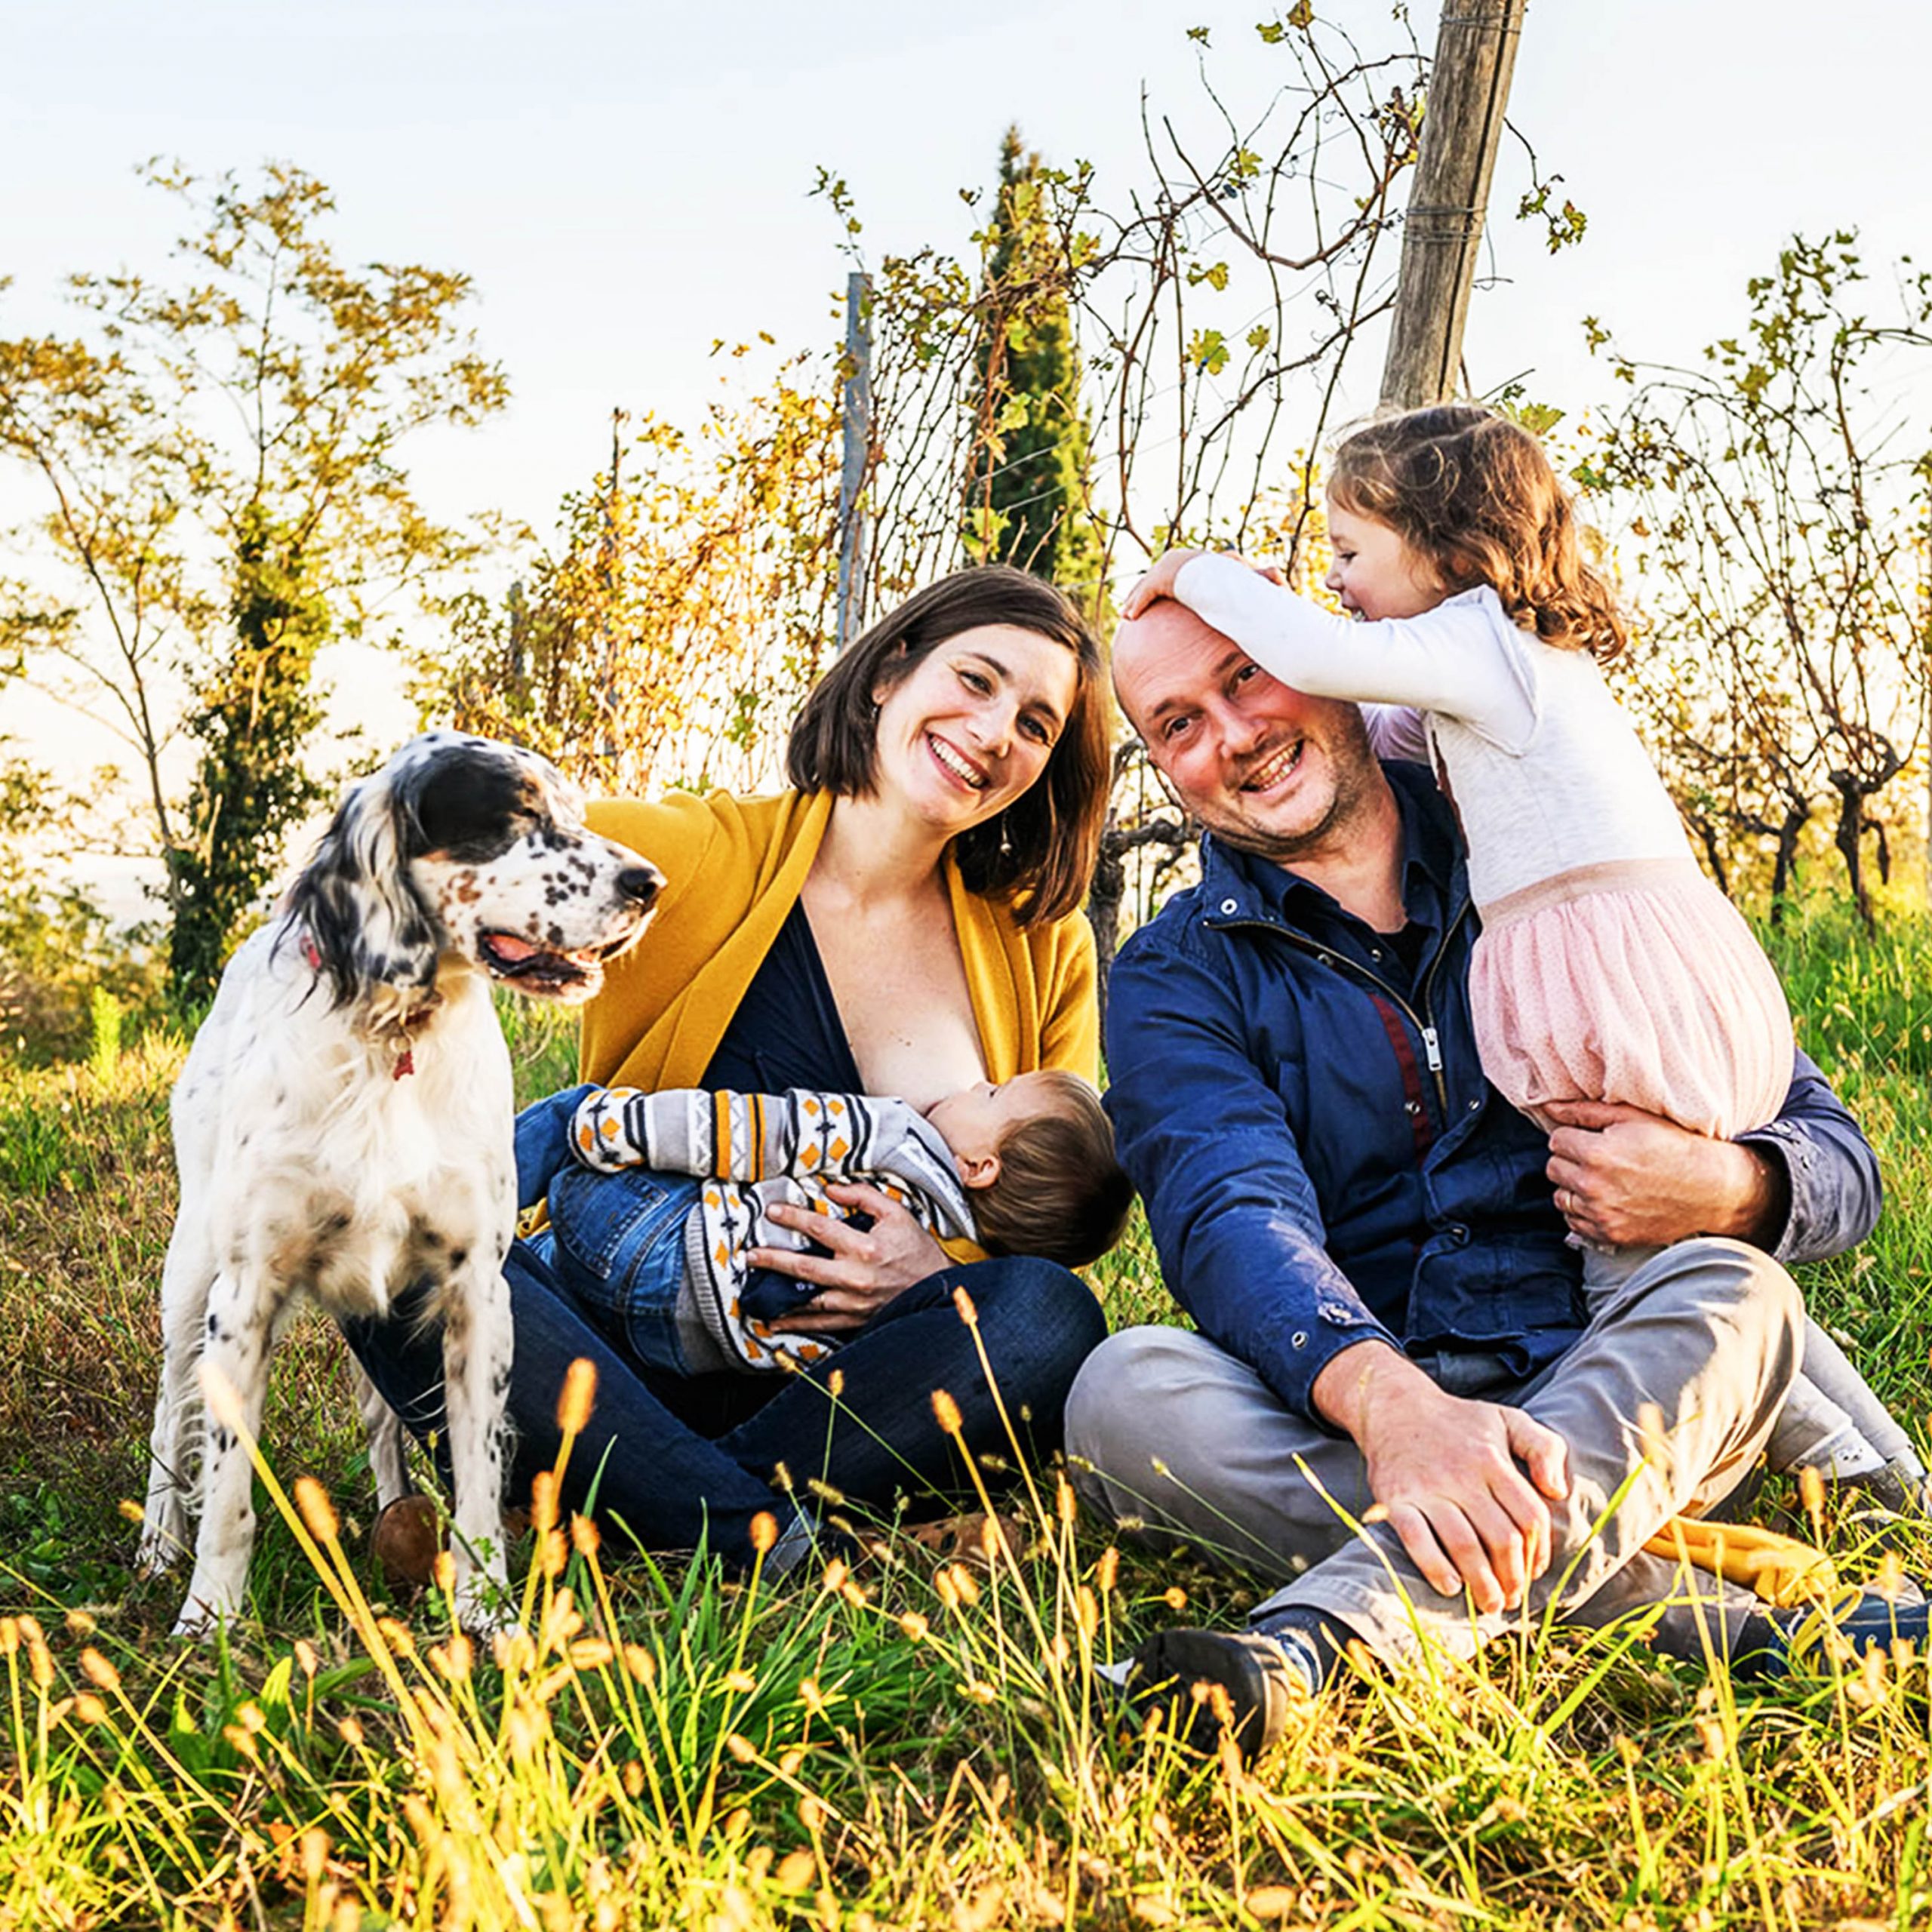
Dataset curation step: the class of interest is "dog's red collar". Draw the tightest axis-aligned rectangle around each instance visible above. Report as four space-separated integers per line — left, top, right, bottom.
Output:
296 924 416 1078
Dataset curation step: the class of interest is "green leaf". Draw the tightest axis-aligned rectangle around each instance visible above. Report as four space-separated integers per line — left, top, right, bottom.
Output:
1186 328 1230 377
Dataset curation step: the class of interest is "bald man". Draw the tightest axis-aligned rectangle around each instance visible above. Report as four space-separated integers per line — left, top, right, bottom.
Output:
1075 594 1916 1759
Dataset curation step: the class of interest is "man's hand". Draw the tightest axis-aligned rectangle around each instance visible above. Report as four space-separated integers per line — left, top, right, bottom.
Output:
1313 1342 1570 1613
748 1181 949 1334
1543 1099 1788 1251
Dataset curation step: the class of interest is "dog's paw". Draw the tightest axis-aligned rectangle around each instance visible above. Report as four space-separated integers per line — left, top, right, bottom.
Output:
169 1596 226 1644
134 1528 185 1581
452 1567 516 1639
169 1567 248 1642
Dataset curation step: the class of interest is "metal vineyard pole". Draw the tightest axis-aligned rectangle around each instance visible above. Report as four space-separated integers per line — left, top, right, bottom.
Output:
835 271 873 652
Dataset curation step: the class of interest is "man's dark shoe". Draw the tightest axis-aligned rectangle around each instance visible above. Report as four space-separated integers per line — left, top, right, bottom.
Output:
1735 1587 1930 1682
1126 1626 1318 1762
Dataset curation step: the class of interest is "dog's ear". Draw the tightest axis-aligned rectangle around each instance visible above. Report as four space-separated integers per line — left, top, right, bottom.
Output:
284 750 442 1011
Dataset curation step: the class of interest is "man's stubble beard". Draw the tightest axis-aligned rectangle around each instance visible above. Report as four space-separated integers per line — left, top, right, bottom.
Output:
1191 706 1386 868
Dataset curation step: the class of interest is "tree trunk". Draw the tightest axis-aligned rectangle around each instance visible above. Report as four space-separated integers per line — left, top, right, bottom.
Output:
1768 801 1809 921
1087 834 1125 1041
1379 0 1528 409
1690 819 1729 900
1830 773 1875 932
1088 811 1191 1033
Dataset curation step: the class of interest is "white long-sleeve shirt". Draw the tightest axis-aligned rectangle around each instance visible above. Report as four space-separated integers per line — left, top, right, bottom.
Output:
1174 554 1690 913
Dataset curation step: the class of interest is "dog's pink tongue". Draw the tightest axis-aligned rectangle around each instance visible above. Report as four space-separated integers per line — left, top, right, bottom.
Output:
488 932 540 962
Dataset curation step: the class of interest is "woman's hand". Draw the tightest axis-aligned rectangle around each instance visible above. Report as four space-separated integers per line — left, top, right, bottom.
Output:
1543 1099 1789 1251
747 1180 950 1334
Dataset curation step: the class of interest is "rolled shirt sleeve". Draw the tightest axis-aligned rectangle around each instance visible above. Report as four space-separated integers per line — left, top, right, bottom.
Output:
1740 1048 1884 1268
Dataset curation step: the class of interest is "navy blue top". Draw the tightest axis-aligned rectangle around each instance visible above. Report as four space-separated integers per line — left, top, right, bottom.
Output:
701 900 863 1095
700 899 869 1320
512 900 863 1216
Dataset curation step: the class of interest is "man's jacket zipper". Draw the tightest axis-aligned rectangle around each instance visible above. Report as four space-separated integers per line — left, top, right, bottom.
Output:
1211 898 1474 1121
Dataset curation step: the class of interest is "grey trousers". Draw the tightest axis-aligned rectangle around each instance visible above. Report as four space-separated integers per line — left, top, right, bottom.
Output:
1584 1245 1916 1486
1066 1238 1803 1666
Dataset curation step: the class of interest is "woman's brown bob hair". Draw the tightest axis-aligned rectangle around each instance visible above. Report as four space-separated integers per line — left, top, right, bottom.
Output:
1331 404 1629 664
786 565 1109 925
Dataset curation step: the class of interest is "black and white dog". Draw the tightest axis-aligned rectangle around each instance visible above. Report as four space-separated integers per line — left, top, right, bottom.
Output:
138 732 660 1636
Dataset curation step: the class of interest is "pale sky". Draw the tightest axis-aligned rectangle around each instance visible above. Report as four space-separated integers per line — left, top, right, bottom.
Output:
5 0 1930 906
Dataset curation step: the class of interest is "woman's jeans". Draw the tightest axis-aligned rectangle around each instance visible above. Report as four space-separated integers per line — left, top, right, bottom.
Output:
337 1238 1106 1572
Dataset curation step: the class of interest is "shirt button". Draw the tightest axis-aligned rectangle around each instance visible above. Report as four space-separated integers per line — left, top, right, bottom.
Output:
1447 1224 1470 1245
1467 1097 1481 1112
1220 897 1238 915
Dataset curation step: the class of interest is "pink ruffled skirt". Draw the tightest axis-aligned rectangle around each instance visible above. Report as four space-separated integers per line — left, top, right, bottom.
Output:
1470 859 1794 1139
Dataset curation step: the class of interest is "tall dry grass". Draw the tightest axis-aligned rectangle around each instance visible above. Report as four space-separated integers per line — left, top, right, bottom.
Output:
2 933 1928 1929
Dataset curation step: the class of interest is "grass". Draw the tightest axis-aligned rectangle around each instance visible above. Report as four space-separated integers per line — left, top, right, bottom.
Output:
2 921 1930 1930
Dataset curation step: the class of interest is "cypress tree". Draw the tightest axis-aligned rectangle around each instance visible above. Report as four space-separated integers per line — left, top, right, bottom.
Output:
167 509 331 1006
965 128 1103 603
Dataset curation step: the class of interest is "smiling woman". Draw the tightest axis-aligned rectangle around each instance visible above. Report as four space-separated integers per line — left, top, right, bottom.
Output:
338 564 1118 1580
785 568 1109 932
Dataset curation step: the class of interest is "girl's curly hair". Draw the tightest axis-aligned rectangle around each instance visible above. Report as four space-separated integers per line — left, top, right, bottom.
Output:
1330 404 1628 663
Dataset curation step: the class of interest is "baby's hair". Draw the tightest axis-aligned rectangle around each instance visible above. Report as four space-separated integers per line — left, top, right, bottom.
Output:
1330 404 1628 663
971 1069 1135 1269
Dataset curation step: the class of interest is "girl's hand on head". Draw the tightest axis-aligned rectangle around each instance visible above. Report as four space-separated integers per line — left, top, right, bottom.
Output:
747 1181 948 1333
1121 548 1204 618
1121 548 1284 619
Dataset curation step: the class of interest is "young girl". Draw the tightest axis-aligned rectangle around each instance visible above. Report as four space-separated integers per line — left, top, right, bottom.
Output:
1124 401 1918 1497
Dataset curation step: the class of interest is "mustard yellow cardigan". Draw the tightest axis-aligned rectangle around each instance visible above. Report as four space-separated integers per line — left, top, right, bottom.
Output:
580 789 1099 1094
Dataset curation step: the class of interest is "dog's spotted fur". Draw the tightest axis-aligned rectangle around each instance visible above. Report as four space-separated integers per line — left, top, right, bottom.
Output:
138 732 661 1637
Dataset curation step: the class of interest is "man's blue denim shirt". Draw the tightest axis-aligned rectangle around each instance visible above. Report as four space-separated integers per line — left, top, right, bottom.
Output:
1103 761 1882 1426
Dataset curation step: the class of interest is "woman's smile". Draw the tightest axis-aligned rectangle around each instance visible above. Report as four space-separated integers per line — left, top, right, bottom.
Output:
925 730 990 792
875 622 1077 832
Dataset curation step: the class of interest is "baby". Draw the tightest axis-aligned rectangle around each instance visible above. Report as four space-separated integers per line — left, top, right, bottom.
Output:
563 1070 1134 1373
